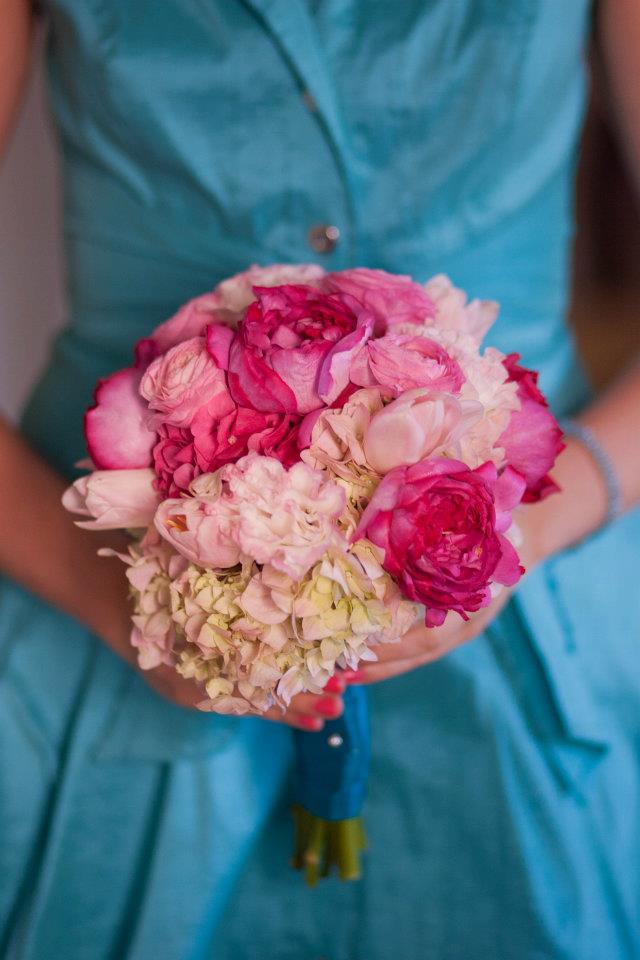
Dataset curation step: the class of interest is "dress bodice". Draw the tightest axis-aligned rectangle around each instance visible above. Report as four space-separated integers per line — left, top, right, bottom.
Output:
27 0 593 472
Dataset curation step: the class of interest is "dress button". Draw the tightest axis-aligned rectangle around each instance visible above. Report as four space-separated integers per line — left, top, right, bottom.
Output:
308 224 340 254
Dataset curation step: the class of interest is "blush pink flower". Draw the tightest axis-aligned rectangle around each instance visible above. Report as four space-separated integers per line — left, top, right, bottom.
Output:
154 454 345 578
424 274 498 346
209 284 373 414
325 268 436 332
498 353 565 502
152 389 302 497
154 474 242 569
363 389 483 474
84 366 157 470
150 291 233 354
140 336 228 427
350 333 464 397
62 468 160 530
222 454 346 578
357 458 525 626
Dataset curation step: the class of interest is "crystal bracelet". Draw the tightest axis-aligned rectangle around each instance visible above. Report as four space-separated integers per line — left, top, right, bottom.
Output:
561 420 622 526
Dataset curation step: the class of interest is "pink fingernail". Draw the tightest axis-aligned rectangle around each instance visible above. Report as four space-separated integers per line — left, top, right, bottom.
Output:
299 716 324 731
342 669 365 683
315 696 342 718
324 675 346 694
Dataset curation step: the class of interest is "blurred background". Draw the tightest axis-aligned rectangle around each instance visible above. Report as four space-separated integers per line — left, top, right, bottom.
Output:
1 32 639 420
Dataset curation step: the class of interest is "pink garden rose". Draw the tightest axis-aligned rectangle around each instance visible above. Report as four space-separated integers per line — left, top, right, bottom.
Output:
498 353 565 502
363 389 482 474
153 389 301 497
84 366 156 470
62 468 160 530
350 332 464 397
140 336 228 427
209 284 373 414
325 268 436 332
357 458 525 626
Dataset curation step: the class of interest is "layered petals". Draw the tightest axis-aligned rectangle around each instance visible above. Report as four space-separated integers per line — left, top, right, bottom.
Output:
84 367 156 470
498 354 565 501
62 468 159 530
351 333 464 397
356 458 524 626
363 389 483 474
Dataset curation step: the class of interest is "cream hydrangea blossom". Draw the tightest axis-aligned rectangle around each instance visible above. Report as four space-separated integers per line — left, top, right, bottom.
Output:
240 540 419 707
100 528 188 670
159 538 419 715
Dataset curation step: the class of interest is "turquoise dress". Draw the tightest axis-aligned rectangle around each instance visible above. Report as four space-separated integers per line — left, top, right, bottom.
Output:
2 1 639 957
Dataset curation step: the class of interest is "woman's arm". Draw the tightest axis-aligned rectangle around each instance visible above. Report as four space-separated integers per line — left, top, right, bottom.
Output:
0 0 34 155
0 8 341 727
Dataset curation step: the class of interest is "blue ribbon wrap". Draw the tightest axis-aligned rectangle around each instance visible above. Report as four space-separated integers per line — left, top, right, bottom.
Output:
293 684 370 821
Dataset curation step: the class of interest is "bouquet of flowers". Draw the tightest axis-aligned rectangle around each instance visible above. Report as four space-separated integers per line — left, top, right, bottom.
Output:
63 265 563 883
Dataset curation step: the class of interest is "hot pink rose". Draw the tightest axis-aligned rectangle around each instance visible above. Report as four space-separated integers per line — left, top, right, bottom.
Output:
325 268 436 332
350 333 464 396
209 284 373 414
140 336 228 427
153 389 302 497
357 459 525 626
498 354 565 502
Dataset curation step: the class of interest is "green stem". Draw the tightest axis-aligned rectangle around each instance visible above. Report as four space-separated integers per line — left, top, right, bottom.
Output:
291 806 367 885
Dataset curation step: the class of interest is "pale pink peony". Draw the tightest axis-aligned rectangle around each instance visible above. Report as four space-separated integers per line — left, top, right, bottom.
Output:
222 453 346 579
84 366 156 470
350 333 464 397
154 473 241 568
325 268 436 332
414 332 520 469
424 274 498 346
155 454 345 578
62 468 160 530
140 336 228 427
363 389 483 474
